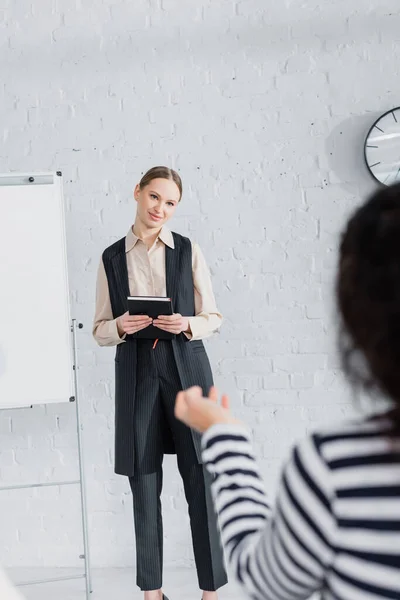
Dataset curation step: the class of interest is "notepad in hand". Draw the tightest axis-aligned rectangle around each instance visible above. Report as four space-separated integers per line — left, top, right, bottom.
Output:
127 296 175 340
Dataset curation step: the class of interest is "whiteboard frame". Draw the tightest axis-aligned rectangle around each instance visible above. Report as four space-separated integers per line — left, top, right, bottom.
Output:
0 171 74 408
0 173 92 598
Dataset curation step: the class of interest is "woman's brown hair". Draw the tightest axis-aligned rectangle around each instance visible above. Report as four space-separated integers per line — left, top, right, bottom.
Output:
139 166 182 200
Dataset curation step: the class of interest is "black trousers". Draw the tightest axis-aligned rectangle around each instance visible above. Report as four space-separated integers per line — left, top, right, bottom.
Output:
128 340 227 592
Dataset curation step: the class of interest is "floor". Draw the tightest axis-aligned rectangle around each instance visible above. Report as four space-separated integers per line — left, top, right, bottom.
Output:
9 568 243 600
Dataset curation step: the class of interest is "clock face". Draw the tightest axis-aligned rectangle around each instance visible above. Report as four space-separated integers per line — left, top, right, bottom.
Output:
364 107 400 186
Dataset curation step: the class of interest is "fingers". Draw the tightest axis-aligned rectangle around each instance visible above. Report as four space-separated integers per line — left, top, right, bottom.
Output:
153 314 184 334
153 320 182 333
121 314 152 334
153 320 178 328
209 387 230 410
126 315 152 323
174 391 186 420
124 321 152 334
120 313 187 335
208 386 218 403
154 313 181 322
175 387 201 424
153 324 181 334
176 386 235 432
185 386 203 401
221 394 230 410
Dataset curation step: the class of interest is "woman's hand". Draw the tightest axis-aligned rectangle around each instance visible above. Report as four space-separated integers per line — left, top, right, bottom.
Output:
153 313 190 334
117 311 152 336
175 386 241 433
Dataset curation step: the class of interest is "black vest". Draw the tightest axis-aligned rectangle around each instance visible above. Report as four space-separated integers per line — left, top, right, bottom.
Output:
102 232 213 476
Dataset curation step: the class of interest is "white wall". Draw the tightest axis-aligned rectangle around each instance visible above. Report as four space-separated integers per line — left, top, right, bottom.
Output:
1 0 399 568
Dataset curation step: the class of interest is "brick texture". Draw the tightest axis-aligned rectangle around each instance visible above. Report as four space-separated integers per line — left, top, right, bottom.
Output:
0 0 398 569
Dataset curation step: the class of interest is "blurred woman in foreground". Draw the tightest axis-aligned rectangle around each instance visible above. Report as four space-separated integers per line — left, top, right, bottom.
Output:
176 183 400 600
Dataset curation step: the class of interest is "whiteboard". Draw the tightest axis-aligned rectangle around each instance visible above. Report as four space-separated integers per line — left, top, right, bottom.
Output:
0 172 74 408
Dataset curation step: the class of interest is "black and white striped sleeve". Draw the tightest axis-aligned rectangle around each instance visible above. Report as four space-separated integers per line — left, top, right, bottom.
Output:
201 424 336 600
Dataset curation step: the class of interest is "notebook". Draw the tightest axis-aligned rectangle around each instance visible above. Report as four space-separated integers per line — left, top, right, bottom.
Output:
127 296 175 340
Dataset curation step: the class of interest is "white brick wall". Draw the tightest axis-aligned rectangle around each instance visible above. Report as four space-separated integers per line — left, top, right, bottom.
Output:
1 0 399 569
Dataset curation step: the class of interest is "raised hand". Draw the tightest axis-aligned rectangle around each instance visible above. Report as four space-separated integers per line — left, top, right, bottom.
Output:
175 386 239 433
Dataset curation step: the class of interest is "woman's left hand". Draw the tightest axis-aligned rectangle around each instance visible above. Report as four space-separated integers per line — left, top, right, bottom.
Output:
175 386 241 433
153 313 189 334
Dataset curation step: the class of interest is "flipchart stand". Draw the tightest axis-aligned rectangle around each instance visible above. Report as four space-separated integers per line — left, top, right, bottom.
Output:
0 320 92 599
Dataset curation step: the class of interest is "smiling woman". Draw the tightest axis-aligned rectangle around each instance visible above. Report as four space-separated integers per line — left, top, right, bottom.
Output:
92 166 227 600
135 166 182 228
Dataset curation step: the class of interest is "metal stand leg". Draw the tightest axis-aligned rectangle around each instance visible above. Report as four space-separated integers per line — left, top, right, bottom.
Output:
71 319 92 597
1 320 92 597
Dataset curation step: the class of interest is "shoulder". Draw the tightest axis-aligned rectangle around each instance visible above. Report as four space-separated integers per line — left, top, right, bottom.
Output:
292 416 393 475
171 231 192 246
102 237 126 262
171 231 195 256
170 233 208 268
170 231 205 250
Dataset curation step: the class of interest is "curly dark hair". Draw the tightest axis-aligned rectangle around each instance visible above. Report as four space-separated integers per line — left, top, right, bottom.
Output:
337 182 400 419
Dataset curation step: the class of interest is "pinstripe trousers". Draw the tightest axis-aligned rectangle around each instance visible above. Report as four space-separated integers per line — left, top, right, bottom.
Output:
128 340 227 592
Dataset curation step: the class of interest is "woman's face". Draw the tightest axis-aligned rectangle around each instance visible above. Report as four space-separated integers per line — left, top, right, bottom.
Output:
134 178 180 229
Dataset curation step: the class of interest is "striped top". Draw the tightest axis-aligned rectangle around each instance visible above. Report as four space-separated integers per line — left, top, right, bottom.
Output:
201 417 400 600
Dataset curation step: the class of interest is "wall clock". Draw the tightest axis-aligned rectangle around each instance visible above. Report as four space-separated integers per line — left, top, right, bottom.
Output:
364 107 400 186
